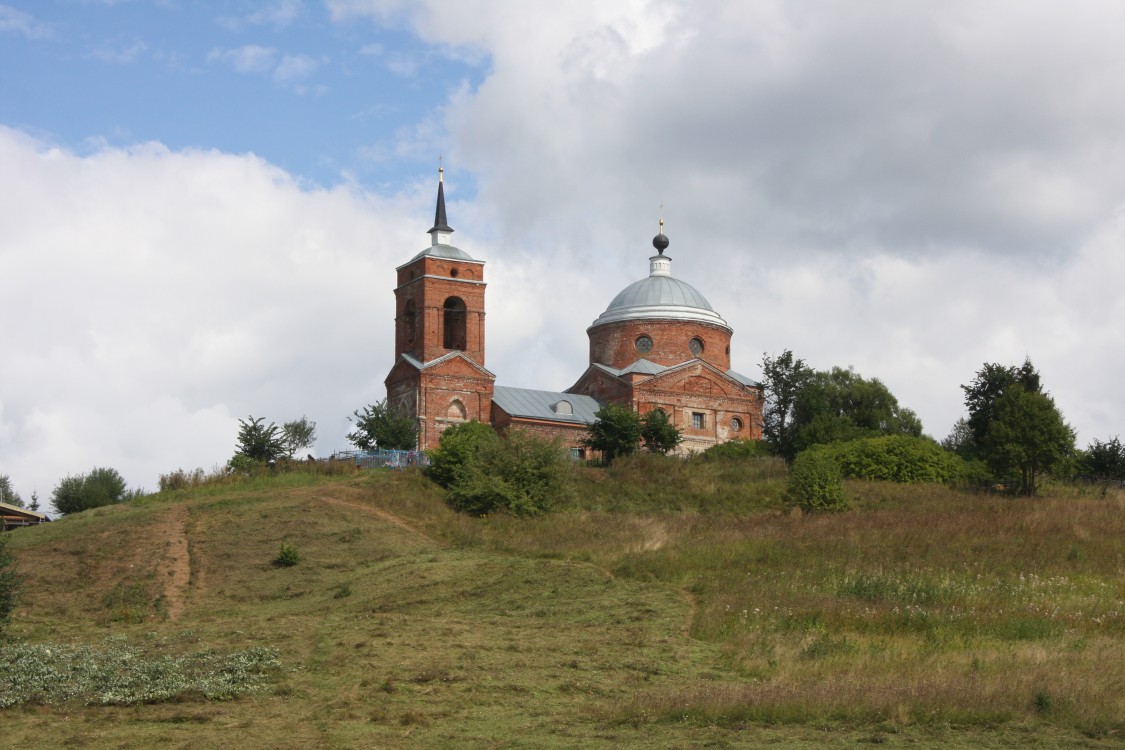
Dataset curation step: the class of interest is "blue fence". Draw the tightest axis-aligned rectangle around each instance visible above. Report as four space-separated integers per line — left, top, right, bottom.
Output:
329 449 429 470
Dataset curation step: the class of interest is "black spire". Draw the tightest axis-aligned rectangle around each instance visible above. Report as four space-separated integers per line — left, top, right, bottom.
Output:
428 166 454 235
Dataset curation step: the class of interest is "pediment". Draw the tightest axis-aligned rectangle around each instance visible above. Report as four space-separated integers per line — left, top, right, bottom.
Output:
639 361 756 397
566 365 630 401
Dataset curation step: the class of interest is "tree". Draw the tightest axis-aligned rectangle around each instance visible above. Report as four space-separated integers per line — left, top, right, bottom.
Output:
281 416 317 459
231 416 286 466
582 404 642 464
0 475 22 507
347 399 418 451
427 422 568 516
0 532 19 637
761 350 814 462
1082 436 1125 480
981 385 1074 496
52 467 129 515
640 409 682 455
791 367 923 454
955 358 1042 460
28 491 40 512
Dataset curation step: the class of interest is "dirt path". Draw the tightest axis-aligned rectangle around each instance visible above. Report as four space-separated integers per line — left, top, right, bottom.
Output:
155 505 192 621
317 486 436 543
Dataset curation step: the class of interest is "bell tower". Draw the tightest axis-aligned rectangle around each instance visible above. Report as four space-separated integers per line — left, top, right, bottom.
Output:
384 167 494 449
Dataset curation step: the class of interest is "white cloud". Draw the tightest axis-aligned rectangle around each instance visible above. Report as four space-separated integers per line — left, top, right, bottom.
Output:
0 127 434 505
273 53 322 82
208 44 278 74
217 0 303 30
88 40 148 64
0 4 50 39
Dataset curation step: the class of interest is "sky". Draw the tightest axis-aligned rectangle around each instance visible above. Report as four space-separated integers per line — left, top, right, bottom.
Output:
2 0 1124 509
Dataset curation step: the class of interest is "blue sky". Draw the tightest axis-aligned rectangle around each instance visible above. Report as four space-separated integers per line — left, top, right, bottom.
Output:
3 1 1125 506
1 1 483 190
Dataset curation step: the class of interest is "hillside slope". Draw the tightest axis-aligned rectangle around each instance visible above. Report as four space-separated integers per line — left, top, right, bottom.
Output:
2 468 1123 748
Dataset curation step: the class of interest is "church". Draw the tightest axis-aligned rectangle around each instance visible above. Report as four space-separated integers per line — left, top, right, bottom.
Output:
384 170 764 455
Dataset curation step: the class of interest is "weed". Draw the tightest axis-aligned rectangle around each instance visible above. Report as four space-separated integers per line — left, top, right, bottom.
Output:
273 544 300 567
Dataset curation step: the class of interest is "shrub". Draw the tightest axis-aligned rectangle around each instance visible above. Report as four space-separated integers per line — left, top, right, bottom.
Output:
273 544 300 567
429 422 569 516
810 435 966 484
698 439 773 462
52 467 129 515
158 467 207 492
0 534 19 638
787 451 849 512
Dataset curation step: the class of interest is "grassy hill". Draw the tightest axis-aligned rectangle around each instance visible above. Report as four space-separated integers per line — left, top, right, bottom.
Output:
2 458 1123 749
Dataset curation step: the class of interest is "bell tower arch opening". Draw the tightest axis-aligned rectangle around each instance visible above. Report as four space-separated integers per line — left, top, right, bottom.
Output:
443 296 467 350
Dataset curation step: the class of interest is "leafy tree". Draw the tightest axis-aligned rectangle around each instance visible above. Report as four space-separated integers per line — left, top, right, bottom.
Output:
787 451 849 512
791 367 922 454
640 409 682 455
52 467 129 515
954 358 1042 459
428 422 568 516
347 399 417 451
981 385 1074 496
231 416 286 467
426 421 501 489
1082 436 1125 480
0 475 22 507
0 532 19 637
760 350 814 461
582 404 642 464
28 491 40 512
281 416 317 459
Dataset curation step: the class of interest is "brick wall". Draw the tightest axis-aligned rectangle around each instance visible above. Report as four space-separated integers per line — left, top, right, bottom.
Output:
588 319 732 371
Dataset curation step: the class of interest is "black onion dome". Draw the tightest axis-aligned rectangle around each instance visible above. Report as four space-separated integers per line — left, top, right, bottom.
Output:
652 232 669 254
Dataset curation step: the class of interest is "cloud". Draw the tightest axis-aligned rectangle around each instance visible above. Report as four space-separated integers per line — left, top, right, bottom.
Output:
0 4 51 39
208 44 278 74
217 0 303 30
0 127 437 505
273 53 323 82
207 45 325 87
88 40 148 64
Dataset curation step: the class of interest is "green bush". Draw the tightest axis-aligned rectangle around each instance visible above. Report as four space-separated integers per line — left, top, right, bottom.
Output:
51 467 129 515
428 422 569 516
787 451 849 512
0 534 19 638
810 435 966 484
273 544 300 567
698 439 773 462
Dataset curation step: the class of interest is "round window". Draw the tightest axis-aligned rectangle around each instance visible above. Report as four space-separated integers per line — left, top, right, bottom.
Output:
689 337 704 356
635 335 653 354
731 417 743 432
450 268 459 277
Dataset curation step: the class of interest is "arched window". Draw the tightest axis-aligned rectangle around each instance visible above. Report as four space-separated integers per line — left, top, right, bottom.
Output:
447 399 467 420
403 299 416 345
443 296 467 350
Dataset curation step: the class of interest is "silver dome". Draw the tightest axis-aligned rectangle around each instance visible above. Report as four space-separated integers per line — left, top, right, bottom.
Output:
410 244 475 262
589 256 731 331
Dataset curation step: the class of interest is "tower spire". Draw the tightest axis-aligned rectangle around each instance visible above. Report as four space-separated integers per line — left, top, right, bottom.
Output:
428 161 453 242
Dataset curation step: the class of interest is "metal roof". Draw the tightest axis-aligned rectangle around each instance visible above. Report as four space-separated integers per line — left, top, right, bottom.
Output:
492 386 602 424
590 257 731 331
410 244 476 262
726 369 762 388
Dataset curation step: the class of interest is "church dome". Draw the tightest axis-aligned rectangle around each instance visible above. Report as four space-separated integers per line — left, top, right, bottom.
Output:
589 230 731 332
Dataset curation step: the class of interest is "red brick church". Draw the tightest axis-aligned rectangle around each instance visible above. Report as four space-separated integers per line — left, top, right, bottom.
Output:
384 170 763 455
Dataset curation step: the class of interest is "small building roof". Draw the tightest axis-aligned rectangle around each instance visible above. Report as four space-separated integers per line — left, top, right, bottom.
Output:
492 386 602 424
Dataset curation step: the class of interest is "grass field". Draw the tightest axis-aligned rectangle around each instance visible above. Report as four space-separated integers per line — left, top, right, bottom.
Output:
2 458 1123 748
